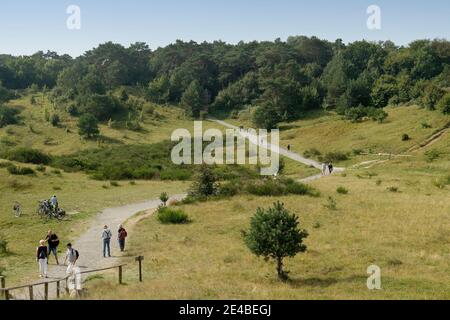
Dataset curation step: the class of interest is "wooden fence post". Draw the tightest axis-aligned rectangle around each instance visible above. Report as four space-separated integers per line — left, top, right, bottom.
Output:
1 276 5 300
118 266 123 285
44 282 48 300
29 286 34 300
65 277 69 294
57 281 60 299
4 289 9 301
135 256 144 282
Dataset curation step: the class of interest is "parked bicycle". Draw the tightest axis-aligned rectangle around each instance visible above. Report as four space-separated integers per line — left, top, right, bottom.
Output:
37 200 66 221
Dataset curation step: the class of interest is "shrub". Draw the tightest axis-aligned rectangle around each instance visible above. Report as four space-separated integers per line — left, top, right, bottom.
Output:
303 148 322 158
67 104 78 116
246 179 285 196
0 105 20 128
387 186 399 193
0 237 7 255
336 186 349 194
159 192 169 206
217 181 240 197
3 147 51 165
243 201 308 280
421 122 432 129
110 181 120 187
7 165 35 175
50 113 60 127
323 151 349 163
157 207 190 224
424 149 441 162
402 134 410 141
189 165 219 198
284 179 320 197
246 178 319 197
437 93 450 114
78 113 100 139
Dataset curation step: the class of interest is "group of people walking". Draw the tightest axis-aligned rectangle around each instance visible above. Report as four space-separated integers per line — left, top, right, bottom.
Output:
36 225 128 278
322 162 334 175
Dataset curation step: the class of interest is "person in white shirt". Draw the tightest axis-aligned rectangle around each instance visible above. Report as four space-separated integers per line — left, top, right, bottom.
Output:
102 225 112 258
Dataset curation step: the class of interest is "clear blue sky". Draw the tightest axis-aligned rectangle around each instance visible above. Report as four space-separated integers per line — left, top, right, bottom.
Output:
0 0 449 57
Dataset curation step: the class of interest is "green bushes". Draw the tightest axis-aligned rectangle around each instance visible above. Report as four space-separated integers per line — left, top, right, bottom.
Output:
322 151 349 163
50 114 60 127
336 186 349 194
424 149 441 162
303 148 322 159
0 236 8 255
157 207 190 224
2 147 51 165
343 106 388 123
0 105 20 128
7 164 35 175
246 178 319 197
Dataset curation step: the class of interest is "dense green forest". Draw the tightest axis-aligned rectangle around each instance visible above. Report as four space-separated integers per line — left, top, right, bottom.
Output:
1 36 449 130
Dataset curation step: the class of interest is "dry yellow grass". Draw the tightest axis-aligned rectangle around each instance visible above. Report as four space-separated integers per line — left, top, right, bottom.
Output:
84 138 450 299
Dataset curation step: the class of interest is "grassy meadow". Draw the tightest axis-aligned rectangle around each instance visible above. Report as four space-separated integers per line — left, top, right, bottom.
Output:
1 95 449 299
82 109 449 300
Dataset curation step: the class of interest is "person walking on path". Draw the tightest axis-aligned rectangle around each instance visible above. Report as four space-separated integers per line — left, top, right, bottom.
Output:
45 230 60 265
63 243 79 275
102 225 112 258
118 225 128 252
328 163 334 175
322 163 328 175
36 240 48 278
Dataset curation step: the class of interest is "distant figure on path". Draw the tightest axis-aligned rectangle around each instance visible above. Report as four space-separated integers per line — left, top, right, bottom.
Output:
64 243 79 275
102 225 112 258
287 144 291 151
322 163 328 175
36 240 48 278
328 163 334 175
45 230 60 265
118 225 128 252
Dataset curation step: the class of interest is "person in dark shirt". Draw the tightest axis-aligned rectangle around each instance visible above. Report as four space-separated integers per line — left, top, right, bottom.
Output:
45 230 60 265
118 225 128 252
36 240 48 278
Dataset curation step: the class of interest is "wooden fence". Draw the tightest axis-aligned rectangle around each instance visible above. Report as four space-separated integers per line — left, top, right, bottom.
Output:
0 264 126 301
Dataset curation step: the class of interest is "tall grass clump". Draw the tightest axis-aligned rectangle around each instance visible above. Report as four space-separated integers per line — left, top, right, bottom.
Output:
2 147 51 165
7 164 35 175
157 207 190 224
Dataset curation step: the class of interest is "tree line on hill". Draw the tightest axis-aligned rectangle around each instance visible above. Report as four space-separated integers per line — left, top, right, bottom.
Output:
0 37 449 132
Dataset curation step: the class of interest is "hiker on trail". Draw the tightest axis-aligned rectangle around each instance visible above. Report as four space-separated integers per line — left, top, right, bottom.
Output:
50 195 58 212
36 240 48 278
322 163 328 175
45 230 60 265
328 163 334 175
118 225 128 252
102 225 112 258
63 243 79 274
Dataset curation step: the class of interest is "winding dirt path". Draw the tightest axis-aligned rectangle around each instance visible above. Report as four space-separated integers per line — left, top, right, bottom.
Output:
12 194 186 300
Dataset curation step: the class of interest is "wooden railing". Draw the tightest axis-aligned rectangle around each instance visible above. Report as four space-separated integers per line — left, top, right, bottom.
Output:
0 264 126 301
